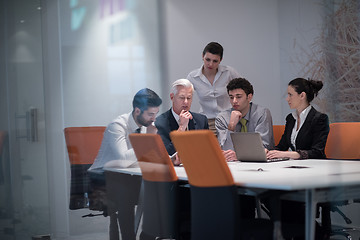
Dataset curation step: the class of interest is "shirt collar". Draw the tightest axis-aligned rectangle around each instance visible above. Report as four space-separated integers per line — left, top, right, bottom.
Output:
171 108 180 122
194 64 226 78
292 105 311 123
129 111 142 133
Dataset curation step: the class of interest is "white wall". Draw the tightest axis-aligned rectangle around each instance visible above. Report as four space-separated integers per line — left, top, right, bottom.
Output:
278 0 324 120
162 0 283 123
59 0 162 127
58 0 327 125
162 0 329 124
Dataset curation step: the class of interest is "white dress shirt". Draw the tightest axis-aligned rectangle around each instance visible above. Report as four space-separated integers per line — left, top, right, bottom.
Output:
290 105 312 149
187 64 240 119
89 112 141 170
171 108 180 123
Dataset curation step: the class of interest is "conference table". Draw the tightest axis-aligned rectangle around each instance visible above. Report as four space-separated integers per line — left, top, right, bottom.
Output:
105 159 360 240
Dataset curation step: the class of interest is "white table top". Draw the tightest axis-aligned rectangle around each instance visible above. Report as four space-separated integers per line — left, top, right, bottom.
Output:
227 159 360 190
105 159 360 191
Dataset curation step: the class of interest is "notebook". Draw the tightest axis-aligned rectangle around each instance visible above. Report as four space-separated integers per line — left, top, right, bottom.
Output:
230 132 289 162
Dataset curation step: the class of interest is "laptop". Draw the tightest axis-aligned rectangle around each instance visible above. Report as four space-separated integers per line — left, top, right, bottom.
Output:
230 132 289 162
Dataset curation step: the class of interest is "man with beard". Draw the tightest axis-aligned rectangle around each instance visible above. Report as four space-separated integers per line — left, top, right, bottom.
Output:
88 88 162 240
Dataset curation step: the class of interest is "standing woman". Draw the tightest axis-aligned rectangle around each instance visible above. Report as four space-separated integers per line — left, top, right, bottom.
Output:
267 78 330 160
187 42 241 135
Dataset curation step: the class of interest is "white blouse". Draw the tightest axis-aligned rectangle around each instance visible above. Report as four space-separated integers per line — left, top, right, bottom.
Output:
290 105 311 150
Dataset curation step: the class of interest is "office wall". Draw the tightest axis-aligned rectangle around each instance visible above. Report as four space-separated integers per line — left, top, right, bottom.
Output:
162 0 283 123
58 0 332 125
277 0 324 121
162 0 327 124
60 0 162 127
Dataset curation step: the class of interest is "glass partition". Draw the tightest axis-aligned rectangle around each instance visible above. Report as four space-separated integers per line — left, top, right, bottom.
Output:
0 0 50 239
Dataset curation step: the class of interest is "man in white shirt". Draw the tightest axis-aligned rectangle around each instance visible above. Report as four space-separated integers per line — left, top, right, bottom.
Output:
89 88 162 240
90 88 162 170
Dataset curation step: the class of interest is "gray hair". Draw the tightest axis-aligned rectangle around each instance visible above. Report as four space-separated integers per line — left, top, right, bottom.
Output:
171 79 194 95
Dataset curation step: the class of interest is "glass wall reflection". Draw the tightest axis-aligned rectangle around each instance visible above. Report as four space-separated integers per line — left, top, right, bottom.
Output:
0 0 50 239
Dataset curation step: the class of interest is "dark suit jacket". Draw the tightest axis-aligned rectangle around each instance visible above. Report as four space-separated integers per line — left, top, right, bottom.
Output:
276 106 329 159
155 109 209 155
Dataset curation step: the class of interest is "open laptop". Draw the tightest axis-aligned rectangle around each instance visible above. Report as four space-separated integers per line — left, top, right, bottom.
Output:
230 132 289 162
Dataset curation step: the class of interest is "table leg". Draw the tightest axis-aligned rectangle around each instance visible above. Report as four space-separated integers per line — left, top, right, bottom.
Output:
269 194 285 240
109 213 120 240
305 189 316 240
134 180 144 235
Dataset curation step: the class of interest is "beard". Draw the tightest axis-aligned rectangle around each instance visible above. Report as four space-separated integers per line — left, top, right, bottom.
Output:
136 114 152 127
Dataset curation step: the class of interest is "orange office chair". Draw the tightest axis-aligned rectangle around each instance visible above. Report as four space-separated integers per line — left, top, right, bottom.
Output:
170 130 273 240
323 122 360 239
64 126 106 211
273 125 285 146
325 122 360 159
129 133 180 239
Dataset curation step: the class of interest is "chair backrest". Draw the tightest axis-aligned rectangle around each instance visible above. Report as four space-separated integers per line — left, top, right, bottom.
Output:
129 133 177 182
129 133 179 238
64 126 106 165
325 122 360 159
64 126 106 210
170 130 234 187
171 130 239 240
273 125 285 146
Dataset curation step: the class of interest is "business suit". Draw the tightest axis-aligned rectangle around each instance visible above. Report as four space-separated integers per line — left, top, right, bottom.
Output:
153 109 208 240
275 106 330 239
276 106 330 159
155 109 209 155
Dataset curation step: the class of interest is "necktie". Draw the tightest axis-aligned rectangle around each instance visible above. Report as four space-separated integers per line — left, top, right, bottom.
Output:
135 128 141 133
240 118 247 132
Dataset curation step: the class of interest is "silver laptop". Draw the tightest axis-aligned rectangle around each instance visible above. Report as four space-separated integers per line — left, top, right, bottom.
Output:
230 132 289 162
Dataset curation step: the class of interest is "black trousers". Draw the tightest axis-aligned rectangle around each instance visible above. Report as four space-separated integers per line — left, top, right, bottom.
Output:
89 170 142 240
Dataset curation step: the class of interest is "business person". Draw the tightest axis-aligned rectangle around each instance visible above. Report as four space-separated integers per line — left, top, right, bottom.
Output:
154 79 208 240
89 88 162 240
216 77 275 162
266 78 330 240
155 79 209 165
215 77 274 220
187 42 240 134
266 78 329 160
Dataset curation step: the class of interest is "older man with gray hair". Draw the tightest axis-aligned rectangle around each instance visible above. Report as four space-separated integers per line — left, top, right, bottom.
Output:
153 79 208 240
155 78 209 165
